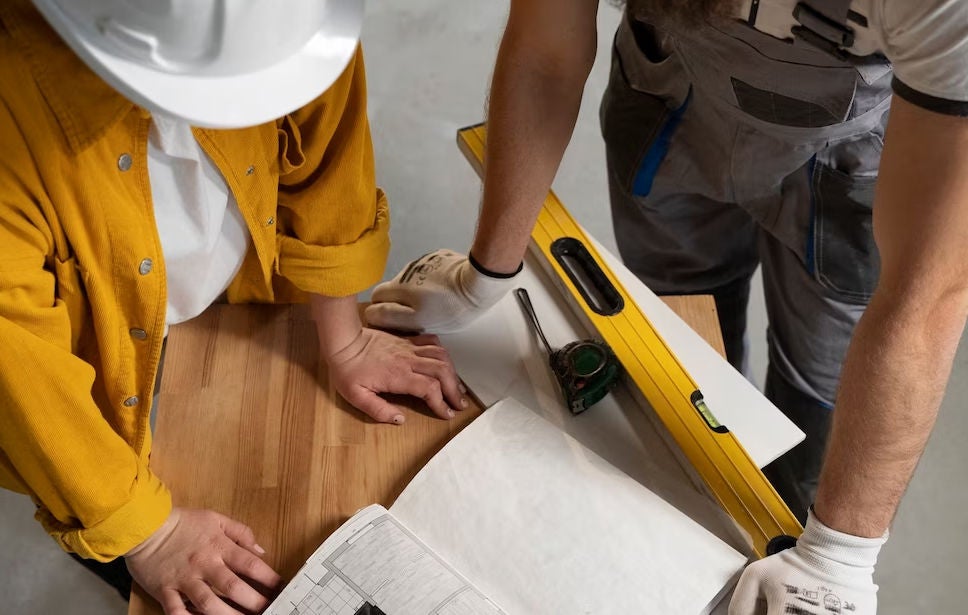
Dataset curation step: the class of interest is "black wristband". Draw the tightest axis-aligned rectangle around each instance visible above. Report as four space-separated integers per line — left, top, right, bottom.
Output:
468 252 522 279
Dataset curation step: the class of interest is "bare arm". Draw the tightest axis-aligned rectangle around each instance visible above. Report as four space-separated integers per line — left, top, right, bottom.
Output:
814 96 968 537
310 294 365 358
470 0 600 273
364 0 599 333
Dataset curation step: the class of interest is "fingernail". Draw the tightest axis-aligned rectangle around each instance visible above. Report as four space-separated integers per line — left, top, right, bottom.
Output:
460 398 469 408
459 382 467 394
392 415 405 425
253 544 266 555
447 409 456 418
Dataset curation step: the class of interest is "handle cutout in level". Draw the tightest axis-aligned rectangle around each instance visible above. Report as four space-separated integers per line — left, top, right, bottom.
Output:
550 237 624 317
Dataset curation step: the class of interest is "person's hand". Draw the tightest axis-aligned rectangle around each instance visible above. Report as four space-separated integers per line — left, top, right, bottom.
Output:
125 508 281 615
364 249 519 333
328 327 466 423
728 509 888 614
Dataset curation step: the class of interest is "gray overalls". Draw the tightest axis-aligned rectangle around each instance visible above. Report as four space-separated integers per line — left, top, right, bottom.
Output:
600 1 892 520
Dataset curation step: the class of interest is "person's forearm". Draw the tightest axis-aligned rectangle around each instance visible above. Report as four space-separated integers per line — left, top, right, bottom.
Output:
309 294 363 359
814 288 968 537
470 10 595 273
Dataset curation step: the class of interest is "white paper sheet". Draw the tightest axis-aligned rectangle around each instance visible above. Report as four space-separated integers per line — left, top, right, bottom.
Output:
441 240 803 470
391 398 748 614
595 238 804 466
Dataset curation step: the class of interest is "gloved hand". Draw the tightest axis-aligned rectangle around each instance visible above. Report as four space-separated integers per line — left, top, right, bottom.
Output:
365 249 520 334
729 509 888 615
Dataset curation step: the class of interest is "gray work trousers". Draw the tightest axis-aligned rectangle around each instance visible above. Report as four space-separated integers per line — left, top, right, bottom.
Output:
601 12 892 521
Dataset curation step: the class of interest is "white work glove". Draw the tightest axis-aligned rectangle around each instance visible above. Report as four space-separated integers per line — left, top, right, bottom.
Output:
365 249 520 333
729 509 888 615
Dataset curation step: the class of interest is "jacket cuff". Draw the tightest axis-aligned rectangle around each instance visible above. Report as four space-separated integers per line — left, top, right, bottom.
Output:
275 190 390 297
36 465 172 562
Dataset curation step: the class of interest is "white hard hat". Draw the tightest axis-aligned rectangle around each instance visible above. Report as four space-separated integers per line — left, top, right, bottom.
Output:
31 0 364 128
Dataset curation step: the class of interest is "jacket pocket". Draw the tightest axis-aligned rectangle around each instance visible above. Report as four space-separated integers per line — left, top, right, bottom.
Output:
600 19 689 198
276 114 306 176
52 255 93 351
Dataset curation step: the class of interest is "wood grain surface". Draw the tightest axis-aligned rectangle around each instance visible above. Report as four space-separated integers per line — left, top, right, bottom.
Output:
129 296 723 614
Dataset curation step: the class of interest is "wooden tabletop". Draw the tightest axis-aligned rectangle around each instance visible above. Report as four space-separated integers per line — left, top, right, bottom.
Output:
129 295 723 614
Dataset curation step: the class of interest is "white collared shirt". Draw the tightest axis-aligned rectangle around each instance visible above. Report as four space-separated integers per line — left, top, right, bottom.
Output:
147 114 252 326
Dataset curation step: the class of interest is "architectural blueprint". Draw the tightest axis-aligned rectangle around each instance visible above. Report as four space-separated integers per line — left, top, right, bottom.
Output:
265 504 504 615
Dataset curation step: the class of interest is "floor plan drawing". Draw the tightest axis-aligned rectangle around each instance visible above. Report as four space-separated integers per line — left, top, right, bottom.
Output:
267 506 504 615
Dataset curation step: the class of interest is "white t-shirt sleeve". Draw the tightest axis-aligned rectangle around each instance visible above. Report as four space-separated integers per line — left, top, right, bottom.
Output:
879 0 968 114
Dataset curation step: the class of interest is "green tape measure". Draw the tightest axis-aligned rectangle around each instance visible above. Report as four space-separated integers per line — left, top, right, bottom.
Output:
515 288 623 414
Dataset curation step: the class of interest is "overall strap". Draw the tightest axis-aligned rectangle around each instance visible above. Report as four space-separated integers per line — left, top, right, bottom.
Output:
792 0 860 59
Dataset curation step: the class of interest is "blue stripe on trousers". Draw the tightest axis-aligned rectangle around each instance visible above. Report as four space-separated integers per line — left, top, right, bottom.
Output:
632 90 692 197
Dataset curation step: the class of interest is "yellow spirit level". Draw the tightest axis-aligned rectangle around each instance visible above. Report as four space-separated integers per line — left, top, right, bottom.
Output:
457 123 802 558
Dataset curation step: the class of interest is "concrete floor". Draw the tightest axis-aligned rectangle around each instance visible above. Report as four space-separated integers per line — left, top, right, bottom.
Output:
2 1 966 613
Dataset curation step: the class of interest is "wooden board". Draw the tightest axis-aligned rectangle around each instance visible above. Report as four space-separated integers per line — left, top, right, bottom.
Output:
129 296 723 614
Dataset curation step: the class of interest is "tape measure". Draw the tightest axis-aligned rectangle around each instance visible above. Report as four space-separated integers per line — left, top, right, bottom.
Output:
515 288 622 414
457 122 801 558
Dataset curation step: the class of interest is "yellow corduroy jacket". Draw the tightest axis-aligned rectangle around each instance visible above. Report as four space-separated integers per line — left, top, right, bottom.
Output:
0 1 389 561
